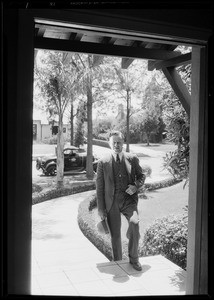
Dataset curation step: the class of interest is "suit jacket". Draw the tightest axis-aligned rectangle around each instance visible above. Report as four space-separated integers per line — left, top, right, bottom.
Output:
96 151 146 215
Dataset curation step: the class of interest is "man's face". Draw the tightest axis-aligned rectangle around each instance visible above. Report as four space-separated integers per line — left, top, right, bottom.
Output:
109 135 124 153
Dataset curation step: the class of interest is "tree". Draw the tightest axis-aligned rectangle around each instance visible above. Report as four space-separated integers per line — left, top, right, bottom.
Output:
113 60 147 151
71 53 105 179
34 50 81 186
141 110 159 146
74 99 86 147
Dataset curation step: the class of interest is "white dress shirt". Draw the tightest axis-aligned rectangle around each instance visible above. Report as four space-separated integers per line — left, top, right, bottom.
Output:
112 151 123 162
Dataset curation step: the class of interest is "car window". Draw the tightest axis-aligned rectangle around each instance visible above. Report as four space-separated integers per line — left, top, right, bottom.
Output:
64 149 79 156
64 149 73 155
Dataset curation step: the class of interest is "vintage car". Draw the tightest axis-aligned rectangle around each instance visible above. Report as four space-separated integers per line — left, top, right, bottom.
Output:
36 146 98 176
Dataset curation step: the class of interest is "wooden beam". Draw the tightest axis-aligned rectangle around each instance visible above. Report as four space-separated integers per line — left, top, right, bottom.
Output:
124 44 178 70
148 45 178 70
100 36 117 44
121 41 143 69
162 66 191 116
37 27 46 37
34 36 181 61
69 32 83 41
149 52 191 71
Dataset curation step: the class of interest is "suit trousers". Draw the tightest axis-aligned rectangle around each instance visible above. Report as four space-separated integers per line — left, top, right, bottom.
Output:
107 191 140 263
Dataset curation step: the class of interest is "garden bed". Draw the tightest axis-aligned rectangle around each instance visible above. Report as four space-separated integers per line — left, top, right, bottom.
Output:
32 181 96 205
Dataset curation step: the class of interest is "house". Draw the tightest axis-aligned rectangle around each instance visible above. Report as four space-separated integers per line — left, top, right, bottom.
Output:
33 120 69 142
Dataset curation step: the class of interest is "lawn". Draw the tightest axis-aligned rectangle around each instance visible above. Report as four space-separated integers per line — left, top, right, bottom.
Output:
124 180 188 240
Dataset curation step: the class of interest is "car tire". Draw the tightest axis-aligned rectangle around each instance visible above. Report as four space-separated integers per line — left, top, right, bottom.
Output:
46 165 56 176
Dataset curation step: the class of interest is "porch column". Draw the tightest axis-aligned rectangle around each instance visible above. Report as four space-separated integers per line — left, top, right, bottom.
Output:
186 46 208 294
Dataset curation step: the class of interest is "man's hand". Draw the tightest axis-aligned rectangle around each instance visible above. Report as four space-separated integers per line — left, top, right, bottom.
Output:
98 210 107 220
125 184 137 195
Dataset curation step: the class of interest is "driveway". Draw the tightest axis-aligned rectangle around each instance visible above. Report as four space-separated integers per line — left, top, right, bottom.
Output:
32 143 176 185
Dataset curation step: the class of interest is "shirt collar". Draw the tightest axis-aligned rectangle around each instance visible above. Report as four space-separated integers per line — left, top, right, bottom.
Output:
112 151 123 161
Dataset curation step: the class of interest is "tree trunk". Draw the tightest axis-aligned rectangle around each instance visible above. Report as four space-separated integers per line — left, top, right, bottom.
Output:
126 90 130 152
146 132 150 146
56 114 64 187
70 100 74 145
86 58 94 179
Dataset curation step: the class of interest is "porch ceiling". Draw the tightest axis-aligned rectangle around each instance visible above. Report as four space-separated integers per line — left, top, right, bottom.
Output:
34 20 191 116
34 21 191 70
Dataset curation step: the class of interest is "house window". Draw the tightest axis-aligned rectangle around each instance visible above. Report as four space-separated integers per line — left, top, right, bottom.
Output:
52 125 58 135
33 124 37 140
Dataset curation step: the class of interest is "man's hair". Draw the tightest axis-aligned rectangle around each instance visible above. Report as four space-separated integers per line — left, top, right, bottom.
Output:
109 131 124 140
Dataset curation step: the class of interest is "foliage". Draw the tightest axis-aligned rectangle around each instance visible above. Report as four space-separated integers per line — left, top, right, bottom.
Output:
92 139 111 149
34 51 80 184
163 148 189 185
139 177 182 194
74 100 86 147
32 183 42 193
162 95 190 186
43 136 58 144
132 109 160 145
140 210 188 270
159 49 191 185
32 182 96 205
93 116 114 139
141 110 159 145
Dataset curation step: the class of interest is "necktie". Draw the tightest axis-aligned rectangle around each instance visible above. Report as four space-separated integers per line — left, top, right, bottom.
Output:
116 154 120 163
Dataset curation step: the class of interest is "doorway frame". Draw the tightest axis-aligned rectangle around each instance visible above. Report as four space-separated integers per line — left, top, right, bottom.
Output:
5 8 210 295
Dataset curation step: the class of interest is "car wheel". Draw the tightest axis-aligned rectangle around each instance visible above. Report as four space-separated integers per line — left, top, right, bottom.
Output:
46 165 56 176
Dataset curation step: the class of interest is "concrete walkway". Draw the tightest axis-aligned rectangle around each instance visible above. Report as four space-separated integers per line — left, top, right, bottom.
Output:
31 190 186 296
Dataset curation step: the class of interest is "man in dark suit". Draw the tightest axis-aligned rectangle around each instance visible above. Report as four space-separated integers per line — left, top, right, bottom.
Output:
96 131 146 271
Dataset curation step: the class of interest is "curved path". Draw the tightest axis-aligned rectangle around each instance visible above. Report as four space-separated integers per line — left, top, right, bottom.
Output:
32 187 186 296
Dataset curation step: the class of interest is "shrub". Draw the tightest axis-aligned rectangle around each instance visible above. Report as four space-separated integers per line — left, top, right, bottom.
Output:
97 133 109 141
32 182 96 205
141 164 152 178
141 177 182 193
139 210 188 270
92 139 111 149
32 183 43 193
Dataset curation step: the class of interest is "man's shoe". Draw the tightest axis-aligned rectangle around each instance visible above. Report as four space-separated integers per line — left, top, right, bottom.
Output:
130 261 142 271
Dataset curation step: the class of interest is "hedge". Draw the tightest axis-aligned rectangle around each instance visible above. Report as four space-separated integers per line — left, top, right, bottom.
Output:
142 177 182 192
140 212 188 270
92 139 111 149
32 182 95 205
